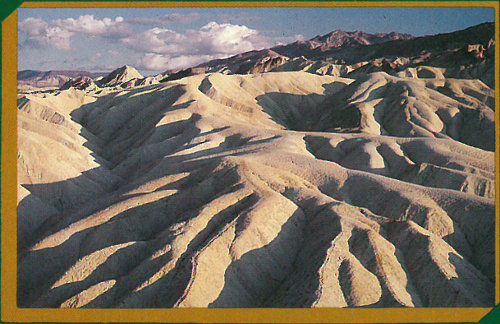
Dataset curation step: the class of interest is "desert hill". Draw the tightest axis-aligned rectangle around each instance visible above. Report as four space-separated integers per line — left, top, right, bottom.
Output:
17 23 496 308
60 76 98 91
96 65 144 88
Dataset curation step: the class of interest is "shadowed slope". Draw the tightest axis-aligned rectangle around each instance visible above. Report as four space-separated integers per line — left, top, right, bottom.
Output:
18 71 495 308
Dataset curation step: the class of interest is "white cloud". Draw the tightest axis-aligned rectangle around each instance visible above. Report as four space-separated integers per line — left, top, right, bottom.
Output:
125 22 306 71
19 17 48 36
43 28 74 50
196 21 260 54
137 53 220 71
20 25 74 50
19 15 131 50
19 15 306 71
122 22 276 57
20 17 73 50
53 15 131 38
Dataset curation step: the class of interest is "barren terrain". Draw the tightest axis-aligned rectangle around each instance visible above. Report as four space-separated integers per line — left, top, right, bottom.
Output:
17 23 495 308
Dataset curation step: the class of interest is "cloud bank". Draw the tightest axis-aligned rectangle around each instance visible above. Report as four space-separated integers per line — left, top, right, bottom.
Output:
130 22 302 71
19 15 130 49
19 15 302 71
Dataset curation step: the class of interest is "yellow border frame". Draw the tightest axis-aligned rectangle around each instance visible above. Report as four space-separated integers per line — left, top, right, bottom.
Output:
2 1 499 323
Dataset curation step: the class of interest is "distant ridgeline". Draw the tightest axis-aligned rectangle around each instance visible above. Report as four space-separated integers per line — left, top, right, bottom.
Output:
18 22 495 91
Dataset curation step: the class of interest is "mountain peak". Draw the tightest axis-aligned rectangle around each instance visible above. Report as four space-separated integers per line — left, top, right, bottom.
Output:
118 65 135 72
270 29 415 59
312 29 414 48
98 65 143 87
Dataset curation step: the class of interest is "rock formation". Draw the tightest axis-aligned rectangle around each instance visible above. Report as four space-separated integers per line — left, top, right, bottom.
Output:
17 23 495 308
96 65 143 88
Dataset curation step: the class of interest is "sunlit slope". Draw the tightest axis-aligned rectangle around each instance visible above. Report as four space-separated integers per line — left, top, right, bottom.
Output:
17 71 495 308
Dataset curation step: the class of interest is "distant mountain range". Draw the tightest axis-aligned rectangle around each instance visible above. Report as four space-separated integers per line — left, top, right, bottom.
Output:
18 70 108 89
18 22 494 90
271 30 414 59
196 22 494 86
271 22 492 62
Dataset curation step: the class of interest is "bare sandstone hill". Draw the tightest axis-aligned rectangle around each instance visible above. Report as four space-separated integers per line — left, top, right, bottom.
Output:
96 65 144 88
17 68 495 308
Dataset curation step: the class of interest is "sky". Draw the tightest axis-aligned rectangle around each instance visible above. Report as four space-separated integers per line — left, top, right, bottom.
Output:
18 6 495 75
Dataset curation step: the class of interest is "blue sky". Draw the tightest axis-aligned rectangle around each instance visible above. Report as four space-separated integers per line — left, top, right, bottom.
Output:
18 6 494 75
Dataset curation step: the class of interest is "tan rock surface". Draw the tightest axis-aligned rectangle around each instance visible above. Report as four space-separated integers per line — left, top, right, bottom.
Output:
18 70 494 308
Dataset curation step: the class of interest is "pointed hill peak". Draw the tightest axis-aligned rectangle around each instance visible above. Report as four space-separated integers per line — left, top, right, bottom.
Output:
98 65 143 87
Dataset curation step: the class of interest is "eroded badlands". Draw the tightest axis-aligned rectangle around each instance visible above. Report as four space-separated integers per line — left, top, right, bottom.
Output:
17 68 495 308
